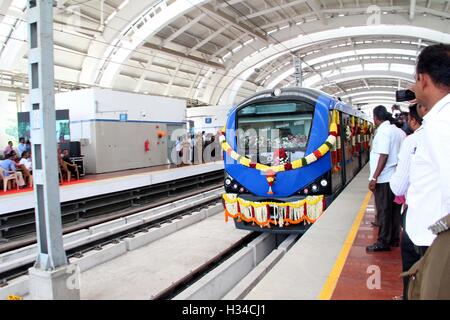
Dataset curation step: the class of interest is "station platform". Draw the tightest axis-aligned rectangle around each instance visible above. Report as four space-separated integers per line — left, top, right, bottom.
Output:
246 165 403 300
0 162 224 215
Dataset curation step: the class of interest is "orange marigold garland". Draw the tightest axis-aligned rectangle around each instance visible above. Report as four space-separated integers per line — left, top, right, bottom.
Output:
265 170 276 195
219 116 338 194
223 194 326 228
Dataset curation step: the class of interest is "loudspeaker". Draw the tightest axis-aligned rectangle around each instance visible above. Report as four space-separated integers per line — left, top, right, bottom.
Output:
69 141 81 157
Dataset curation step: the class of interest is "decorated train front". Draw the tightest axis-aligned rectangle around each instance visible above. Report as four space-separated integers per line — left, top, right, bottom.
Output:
220 88 372 234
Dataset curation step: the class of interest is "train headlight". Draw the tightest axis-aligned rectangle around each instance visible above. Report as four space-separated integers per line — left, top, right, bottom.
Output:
239 187 245 193
312 184 319 193
303 188 309 195
225 178 232 186
233 184 239 190
320 179 328 187
272 88 282 97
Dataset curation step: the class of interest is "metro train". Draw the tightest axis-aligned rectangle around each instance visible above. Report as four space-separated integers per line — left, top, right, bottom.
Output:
220 87 374 234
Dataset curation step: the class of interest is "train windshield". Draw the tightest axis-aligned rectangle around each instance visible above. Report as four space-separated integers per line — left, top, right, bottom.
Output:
236 101 314 166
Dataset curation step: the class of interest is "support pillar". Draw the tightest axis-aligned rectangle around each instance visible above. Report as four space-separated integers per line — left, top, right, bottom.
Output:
16 92 23 112
26 0 80 300
293 55 303 87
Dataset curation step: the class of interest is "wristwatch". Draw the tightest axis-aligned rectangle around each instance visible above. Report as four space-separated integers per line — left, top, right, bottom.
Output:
428 215 450 235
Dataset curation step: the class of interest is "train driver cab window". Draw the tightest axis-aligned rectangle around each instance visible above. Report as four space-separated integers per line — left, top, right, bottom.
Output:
236 101 314 165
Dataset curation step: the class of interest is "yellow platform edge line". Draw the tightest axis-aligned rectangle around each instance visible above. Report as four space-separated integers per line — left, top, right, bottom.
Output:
317 191 372 300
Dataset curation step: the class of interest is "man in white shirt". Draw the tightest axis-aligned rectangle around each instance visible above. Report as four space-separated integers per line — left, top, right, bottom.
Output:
403 43 450 300
19 151 33 172
367 105 405 252
390 104 427 299
390 105 428 197
406 43 450 255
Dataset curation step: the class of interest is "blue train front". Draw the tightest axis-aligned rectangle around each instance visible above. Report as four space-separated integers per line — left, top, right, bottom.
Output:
220 87 372 234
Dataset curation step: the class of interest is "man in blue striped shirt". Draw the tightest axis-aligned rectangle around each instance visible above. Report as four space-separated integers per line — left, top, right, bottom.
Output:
0 153 26 188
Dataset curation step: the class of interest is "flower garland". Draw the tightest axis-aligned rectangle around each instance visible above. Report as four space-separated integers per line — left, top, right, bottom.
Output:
331 110 342 173
223 193 325 228
273 147 289 165
219 119 338 195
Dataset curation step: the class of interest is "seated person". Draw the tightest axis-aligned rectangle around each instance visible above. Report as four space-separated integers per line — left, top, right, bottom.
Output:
3 141 14 157
19 151 33 173
10 151 32 187
61 149 79 180
0 153 26 188
19 152 33 187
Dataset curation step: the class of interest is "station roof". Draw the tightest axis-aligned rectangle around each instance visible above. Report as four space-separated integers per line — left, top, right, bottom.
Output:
1 0 449 112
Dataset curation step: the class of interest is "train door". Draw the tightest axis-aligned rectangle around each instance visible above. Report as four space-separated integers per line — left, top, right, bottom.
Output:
359 119 368 167
331 110 344 193
353 117 361 177
341 113 354 184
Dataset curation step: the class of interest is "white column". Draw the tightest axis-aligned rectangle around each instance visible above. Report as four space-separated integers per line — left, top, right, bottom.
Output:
27 0 80 300
293 56 303 87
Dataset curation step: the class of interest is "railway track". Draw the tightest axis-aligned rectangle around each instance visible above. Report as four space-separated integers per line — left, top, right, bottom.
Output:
152 232 260 300
152 232 299 300
1 186 302 300
0 169 224 244
0 187 224 297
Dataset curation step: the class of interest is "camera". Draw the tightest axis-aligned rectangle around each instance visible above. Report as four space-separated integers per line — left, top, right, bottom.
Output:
396 89 416 102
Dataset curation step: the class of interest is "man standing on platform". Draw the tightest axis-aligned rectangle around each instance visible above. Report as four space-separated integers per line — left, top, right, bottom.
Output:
366 105 405 252
399 43 450 300
17 138 26 158
390 104 427 299
404 43 450 257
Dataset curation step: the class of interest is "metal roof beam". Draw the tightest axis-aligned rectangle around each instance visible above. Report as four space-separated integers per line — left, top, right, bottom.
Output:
211 33 246 58
417 5 450 18
134 56 155 93
202 4 267 43
410 0 416 20
314 71 415 89
217 0 248 8
143 42 224 70
262 0 285 21
261 12 313 29
340 87 399 97
363 79 370 89
241 0 306 22
0 85 27 94
305 0 326 24
162 13 206 46
188 23 231 54
335 84 348 94
0 0 14 25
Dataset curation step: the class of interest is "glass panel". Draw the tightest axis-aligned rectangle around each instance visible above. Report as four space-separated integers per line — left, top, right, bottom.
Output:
236 101 314 165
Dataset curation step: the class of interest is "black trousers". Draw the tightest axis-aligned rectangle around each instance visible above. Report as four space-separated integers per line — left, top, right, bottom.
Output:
374 182 402 246
401 208 421 300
